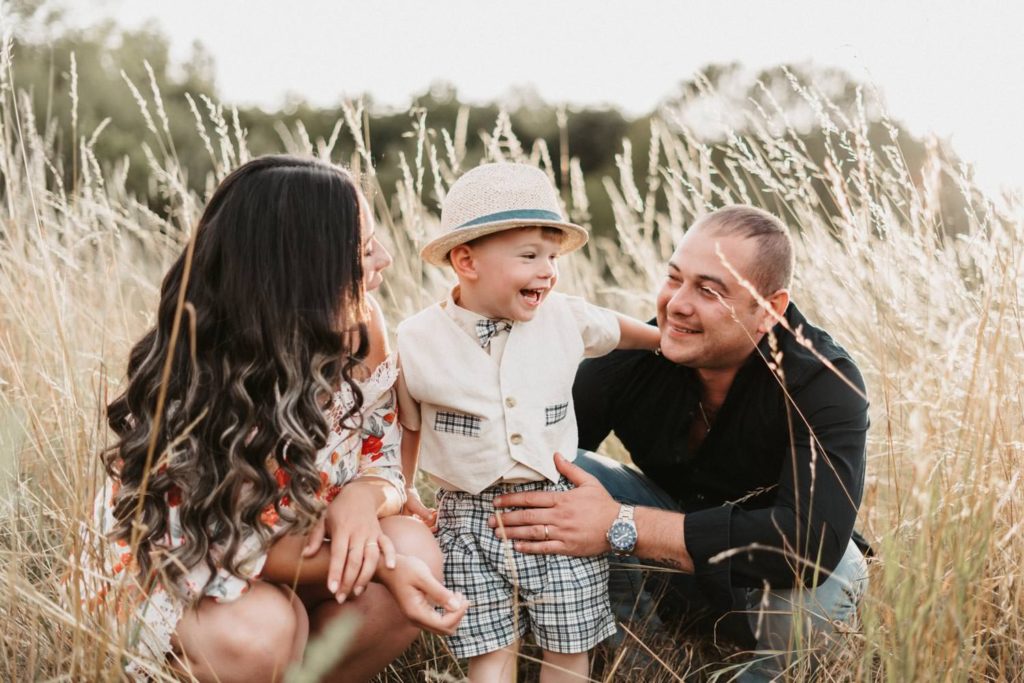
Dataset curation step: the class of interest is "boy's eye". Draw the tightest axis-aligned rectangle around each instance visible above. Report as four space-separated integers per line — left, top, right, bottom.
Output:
699 286 719 298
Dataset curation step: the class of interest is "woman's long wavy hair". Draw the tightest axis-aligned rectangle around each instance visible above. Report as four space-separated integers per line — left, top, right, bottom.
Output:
104 155 368 600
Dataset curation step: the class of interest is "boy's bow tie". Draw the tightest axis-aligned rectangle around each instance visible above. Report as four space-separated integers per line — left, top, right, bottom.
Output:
476 318 513 348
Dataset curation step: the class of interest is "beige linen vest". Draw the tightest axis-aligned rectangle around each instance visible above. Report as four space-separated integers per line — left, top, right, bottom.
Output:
397 293 587 494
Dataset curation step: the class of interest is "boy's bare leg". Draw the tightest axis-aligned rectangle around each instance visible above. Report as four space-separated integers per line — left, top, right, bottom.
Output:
468 642 520 683
540 650 589 683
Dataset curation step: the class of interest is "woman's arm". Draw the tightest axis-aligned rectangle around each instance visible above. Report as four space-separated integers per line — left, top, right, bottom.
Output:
263 484 397 603
263 532 466 635
263 530 335 586
340 476 404 518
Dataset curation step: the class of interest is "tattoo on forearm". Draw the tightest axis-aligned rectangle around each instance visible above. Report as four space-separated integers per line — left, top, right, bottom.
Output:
656 556 684 569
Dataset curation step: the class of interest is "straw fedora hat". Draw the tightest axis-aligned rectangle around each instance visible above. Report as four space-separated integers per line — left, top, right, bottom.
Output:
421 163 588 267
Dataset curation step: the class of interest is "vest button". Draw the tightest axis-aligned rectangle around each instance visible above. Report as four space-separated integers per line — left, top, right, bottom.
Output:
509 433 523 445
505 397 517 408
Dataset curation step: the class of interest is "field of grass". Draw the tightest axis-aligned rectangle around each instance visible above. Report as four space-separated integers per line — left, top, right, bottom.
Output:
0 55 1021 681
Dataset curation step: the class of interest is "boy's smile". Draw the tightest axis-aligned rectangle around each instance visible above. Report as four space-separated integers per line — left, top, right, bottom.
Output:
451 227 563 322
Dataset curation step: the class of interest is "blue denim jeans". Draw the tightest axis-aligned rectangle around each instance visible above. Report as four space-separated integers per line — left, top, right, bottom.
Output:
575 450 868 681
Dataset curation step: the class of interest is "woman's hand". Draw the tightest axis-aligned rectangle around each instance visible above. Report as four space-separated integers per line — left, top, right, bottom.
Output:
303 482 397 603
377 554 467 635
403 486 438 530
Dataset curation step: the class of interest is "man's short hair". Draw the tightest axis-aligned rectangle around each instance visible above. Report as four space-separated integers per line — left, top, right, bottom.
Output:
693 206 794 294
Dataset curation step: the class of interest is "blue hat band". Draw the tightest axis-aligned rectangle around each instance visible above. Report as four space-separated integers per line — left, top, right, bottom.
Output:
457 209 563 229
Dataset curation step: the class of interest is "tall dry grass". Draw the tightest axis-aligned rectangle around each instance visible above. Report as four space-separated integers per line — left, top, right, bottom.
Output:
0 42 1021 681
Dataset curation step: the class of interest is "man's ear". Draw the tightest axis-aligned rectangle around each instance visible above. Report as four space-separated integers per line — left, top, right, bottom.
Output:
756 289 790 334
448 244 478 280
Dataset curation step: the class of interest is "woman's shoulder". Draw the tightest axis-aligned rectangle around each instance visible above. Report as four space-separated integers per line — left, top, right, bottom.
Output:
357 353 399 401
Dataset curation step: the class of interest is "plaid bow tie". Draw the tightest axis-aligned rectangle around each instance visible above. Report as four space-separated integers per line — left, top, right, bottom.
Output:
476 318 513 348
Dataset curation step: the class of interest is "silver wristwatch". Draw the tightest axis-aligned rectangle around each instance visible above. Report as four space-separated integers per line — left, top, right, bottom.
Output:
606 504 638 556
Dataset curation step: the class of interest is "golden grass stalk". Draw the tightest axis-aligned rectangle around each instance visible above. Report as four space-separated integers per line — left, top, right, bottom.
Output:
0 51 1020 681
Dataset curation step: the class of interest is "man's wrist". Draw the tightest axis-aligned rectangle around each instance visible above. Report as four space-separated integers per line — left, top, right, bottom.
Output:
632 507 694 572
606 503 638 555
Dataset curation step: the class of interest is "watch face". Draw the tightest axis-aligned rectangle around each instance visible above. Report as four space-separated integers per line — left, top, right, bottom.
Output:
608 520 637 552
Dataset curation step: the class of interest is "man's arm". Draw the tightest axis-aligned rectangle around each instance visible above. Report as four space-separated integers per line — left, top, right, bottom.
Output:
634 506 693 572
691 359 869 589
488 453 694 573
496 364 867 591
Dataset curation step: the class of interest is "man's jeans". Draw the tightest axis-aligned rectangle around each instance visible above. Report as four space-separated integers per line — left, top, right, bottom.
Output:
576 450 868 681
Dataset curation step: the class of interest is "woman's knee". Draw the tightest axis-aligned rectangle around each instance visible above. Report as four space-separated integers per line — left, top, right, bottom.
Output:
380 515 442 575
177 582 306 681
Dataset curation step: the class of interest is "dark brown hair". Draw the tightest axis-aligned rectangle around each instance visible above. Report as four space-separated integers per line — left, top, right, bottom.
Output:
104 155 368 600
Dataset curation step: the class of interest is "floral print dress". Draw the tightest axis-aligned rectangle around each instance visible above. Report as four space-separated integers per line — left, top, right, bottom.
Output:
78 356 405 677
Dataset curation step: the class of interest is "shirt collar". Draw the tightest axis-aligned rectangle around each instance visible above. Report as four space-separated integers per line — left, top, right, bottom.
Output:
446 284 516 325
443 285 514 338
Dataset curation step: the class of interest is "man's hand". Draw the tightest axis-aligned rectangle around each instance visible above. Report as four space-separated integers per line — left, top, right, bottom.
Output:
376 554 468 635
487 452 619 556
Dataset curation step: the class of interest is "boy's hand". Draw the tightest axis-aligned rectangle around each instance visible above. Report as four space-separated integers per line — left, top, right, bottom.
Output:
403 486 438 531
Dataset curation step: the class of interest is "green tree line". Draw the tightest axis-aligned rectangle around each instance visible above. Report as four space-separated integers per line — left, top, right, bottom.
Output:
4 2 971 238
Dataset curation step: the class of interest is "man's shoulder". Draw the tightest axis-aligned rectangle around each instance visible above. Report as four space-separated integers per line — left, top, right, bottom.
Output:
578 342 687 383
777 304 866 394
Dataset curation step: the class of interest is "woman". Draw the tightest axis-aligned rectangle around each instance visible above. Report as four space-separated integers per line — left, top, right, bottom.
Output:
90 155 466 681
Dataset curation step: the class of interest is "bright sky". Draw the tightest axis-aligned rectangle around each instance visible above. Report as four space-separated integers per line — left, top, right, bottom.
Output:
65 0 1024 194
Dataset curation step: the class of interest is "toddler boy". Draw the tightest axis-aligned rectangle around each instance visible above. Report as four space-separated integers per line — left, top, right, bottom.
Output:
397 163 659 682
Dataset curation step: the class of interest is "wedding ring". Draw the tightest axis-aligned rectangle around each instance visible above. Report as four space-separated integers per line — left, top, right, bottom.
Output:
365 541 379 547
543 525 550 541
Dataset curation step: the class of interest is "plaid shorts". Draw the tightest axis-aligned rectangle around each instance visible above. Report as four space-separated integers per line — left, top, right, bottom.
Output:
436 478 617 658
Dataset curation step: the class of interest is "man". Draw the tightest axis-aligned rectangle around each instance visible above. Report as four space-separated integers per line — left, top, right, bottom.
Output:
488 205 870 680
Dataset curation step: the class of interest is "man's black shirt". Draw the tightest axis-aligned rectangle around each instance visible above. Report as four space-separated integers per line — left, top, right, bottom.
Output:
574 303 868 605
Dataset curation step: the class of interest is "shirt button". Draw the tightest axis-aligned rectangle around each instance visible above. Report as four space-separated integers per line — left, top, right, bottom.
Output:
505 397 517 408
509 433 523 445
